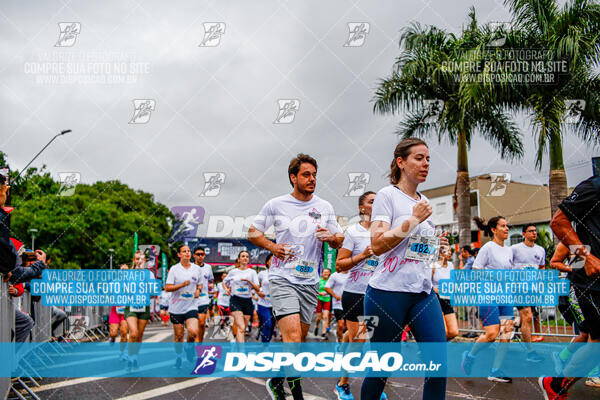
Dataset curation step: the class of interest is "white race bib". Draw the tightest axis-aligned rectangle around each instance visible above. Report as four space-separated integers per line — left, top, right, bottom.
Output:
130 305 146 313
290 260 318 279
363 256 379 272
115 306 125 314
180 291 195 301
405 235 439 263
235 286 250 295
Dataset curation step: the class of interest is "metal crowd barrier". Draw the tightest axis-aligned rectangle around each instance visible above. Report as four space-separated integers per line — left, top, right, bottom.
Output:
455 305 577 337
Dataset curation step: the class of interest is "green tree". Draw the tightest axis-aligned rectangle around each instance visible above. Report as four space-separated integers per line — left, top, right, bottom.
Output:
464 0 600 219
5 162 174 269
373 9 524 248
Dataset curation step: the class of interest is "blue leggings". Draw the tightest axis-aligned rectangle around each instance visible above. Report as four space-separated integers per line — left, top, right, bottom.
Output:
257 304 276 343
361 286 447 400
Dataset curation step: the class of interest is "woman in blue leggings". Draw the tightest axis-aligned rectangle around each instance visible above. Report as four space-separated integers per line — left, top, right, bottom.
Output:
257 254 276 342
361 138 448 400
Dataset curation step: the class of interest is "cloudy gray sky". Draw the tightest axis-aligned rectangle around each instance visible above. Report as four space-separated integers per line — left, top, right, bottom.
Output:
1 0 597 230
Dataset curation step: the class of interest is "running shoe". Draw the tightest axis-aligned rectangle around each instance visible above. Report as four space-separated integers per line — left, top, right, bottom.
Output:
119 352 128 362
321 333 329 341
526 351 544 363
109 337 116 344
132 359 139 371
313 327 318 336
334 382 353 400
380 392 388 400
586 377 600 387
175 356 182 369
552 352 567 375
265 378 286 400
538 377 570 400
487 370 512 383
461 351 474 375
126 359 134 373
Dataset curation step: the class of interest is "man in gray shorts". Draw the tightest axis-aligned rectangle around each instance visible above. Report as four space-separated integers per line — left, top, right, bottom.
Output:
249 153 343 400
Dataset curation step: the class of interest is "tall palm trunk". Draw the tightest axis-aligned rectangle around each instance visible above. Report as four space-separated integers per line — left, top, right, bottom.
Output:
548 131 567 221
456 130 471 248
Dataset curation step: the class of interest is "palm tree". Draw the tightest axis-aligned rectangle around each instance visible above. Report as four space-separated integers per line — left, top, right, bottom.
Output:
373 9 524 248
463 0 600 219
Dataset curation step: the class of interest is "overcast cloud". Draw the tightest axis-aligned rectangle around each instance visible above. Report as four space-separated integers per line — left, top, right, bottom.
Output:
1 0 597 232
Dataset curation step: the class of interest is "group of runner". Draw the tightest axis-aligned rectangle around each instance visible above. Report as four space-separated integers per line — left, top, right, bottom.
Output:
104 136 599 400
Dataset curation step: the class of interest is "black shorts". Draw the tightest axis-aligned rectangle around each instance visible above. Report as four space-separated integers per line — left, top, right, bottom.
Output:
342 291 364 322
197 304 209 314
170 309 198 325
333 308 345 321
574 286 600 340
436 293 454 315
230 295 254 316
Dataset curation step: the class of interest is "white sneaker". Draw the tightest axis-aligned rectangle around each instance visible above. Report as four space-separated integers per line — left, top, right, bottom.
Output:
586 377 600 387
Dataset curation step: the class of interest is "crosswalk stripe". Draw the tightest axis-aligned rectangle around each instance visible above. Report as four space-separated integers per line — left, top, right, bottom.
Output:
113 378 219 400
33 377 105 392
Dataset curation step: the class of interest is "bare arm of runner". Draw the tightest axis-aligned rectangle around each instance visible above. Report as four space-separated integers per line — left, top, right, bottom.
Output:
335 246 373 272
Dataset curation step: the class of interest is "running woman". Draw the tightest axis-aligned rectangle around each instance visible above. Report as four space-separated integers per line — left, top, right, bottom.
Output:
324 270 348 342
165 245 202 369
193 247 214 342
315 268 332 338
540 176 600 399
461 216 515 383
108 264 130 361
158 288 171 327
511 224 546 347
431 249 458 341
248 153 343 400
257 254 276 343
124 253 156 372
216 272 232 334
335 191 384 400
361 138 448 400
223 250 262 343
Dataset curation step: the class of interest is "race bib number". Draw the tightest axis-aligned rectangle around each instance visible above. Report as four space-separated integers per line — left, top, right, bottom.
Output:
405 235 439 263
115 306 125 314
290 260 318 279
363 256 379 272
181 291 194 301
235 286 249 294
199 293 208 297
130 305 146 313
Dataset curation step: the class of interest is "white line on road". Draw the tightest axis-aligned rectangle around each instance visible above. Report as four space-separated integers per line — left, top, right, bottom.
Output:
113 378 219 400
33 377 106 392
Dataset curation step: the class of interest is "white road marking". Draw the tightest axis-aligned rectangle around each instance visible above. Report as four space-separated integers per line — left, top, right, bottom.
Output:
113 378 219 400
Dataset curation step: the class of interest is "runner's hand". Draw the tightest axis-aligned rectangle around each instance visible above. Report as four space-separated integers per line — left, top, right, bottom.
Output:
8 285 17 296
3 272 11 282
584 254 600 277
438 231 450 253
183 280 190 286
35 250 47 263
272 243 294 260
362 245 374 257
335 295 341 301
412 200 432 223
315 225 335 243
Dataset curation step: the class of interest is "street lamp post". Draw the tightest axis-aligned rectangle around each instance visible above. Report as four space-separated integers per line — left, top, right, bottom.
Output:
109 248 114 269
14 130 72 182
29 228 38 250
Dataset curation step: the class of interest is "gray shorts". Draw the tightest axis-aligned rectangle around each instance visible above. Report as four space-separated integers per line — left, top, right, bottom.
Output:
270 278 318 325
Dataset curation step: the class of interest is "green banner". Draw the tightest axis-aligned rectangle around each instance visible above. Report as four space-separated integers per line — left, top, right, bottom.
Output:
133 232 138 259
323 242 337 272
161 253 168 287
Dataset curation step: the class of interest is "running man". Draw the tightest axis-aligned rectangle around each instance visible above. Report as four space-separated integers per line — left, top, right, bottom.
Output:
193 247 214 342
108 264 130 361
511 224 546 345
314 268 332 338
165 245 202 369
223 250 262 343
124 255 156 372
431 249 458 341
361 138 447 400
461 216 517 383
539 176 600 399
335 191 384 400
158 287 171 327
248 153 343 400
257 254 276 343
324 270 348 342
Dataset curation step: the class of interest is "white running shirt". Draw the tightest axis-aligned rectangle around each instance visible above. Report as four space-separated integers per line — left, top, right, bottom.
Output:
257 270 272 307
341 223 377 294
368 185 438 294
252 194 342 285
166 263 202 314
324 271 348 310
224 268 259 299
